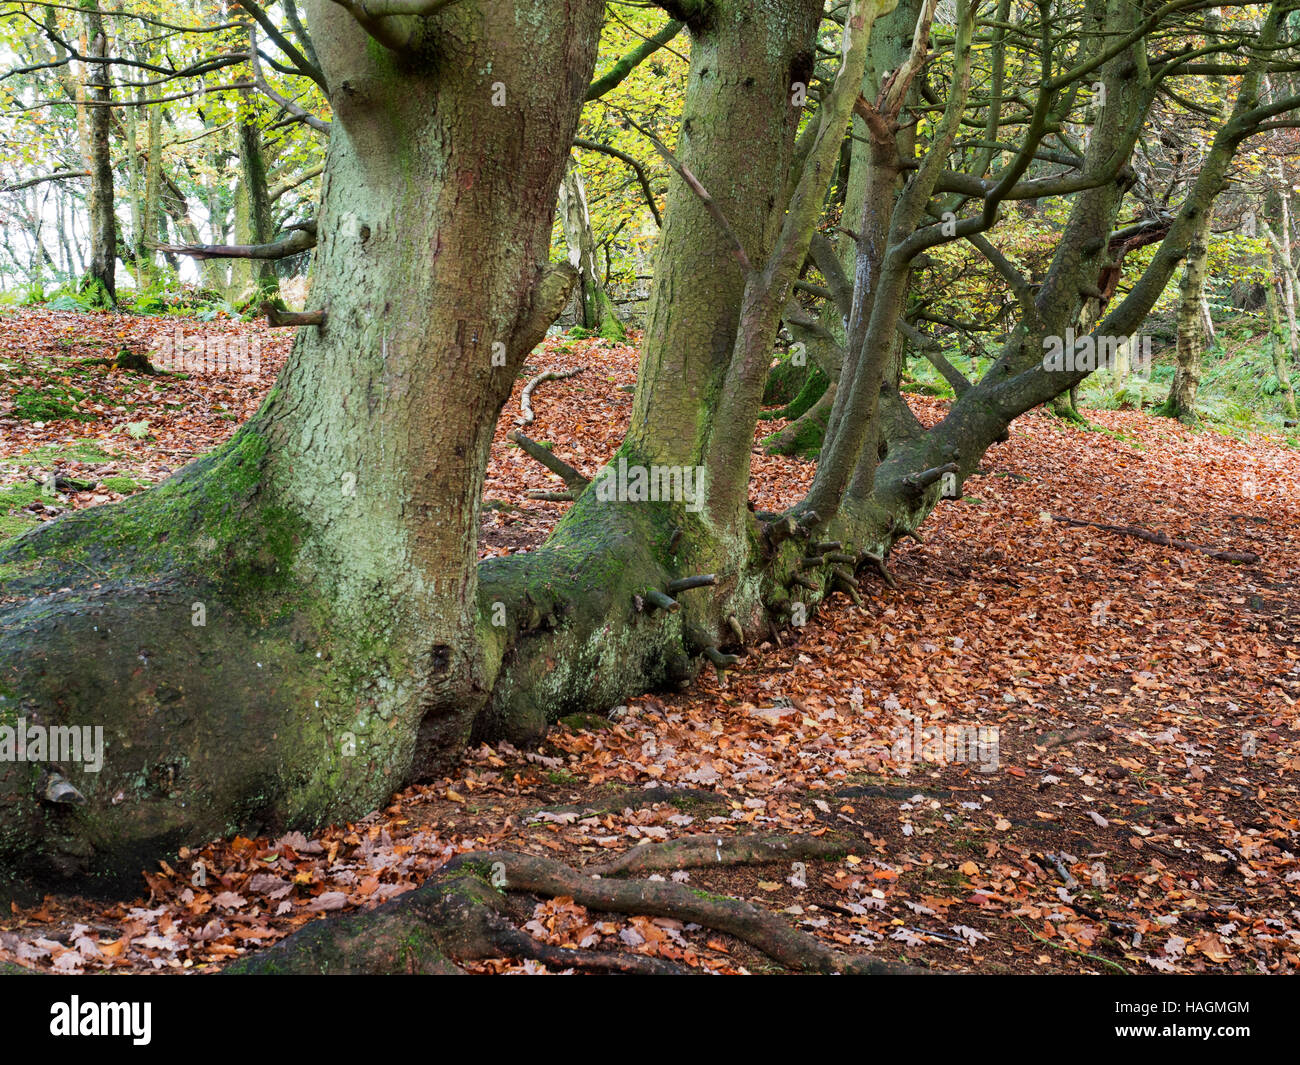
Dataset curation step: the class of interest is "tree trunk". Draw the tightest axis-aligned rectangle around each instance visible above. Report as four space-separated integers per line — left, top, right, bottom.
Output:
627 0 822 472
1266 275 1299 420
125 103 143 289
766 0 925 459
0 0 603 894
231 104 280 304
0 0 1278 905
1160 216 1212 424
142 94 162 283
79 0 116 305
558 156 624 340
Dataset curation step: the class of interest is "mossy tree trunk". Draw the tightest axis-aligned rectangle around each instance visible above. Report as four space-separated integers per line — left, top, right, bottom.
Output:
1159 18 1226 428
230 107 281 304
1159 217 1213 424
1266 273 1300 420
0 0 604 895
627 0 823 473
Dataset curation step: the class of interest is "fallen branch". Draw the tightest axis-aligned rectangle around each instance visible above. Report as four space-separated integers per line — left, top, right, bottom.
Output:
516 366 587 426
507 431 590 493
1050 514 1260 564
1014 917 1129 975
584 832 848 877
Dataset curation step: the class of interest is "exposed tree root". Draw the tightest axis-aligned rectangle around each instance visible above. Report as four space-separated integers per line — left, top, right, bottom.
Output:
457 850 926 974
583 832 848 877
1050 514 1261 564
228 841 926 975
227 870 689 975
859 551 899 589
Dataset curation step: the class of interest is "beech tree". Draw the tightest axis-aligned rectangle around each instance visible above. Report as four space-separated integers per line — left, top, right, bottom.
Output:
3 0 1300 915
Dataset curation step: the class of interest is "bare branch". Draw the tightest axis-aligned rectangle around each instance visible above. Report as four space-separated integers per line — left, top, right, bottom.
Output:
2 169 88 193
156 221 317 261
610 107 754 273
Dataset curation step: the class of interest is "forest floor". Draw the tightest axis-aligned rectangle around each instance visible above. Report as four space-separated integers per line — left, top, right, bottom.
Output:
1 307 1298 975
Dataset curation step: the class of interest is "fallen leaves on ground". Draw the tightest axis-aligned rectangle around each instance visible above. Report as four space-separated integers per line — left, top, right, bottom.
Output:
1 308 1297 974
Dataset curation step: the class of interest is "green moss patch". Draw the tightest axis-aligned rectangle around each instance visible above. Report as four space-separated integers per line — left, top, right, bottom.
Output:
10 384 96 423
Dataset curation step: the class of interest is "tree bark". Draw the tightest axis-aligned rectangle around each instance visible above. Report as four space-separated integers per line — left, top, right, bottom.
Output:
231 101 280 303
0 0 1286 905
1160 216 1212 424
0 0 603 893
79 0 116 305
1266 274 1299 420
558 156 624 340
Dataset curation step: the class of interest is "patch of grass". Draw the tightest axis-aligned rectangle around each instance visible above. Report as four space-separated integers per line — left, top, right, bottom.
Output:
0 482 44 543
0 441 121 466
100 475 146 494
10 384 94 422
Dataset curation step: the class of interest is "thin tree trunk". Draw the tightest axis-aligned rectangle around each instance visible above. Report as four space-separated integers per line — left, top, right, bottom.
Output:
125 103 143 288
79 0 116 304
231 104 279 302
1160 215 1213 424
558 156 624 340
1267 274 1299 419
141 92 162 284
